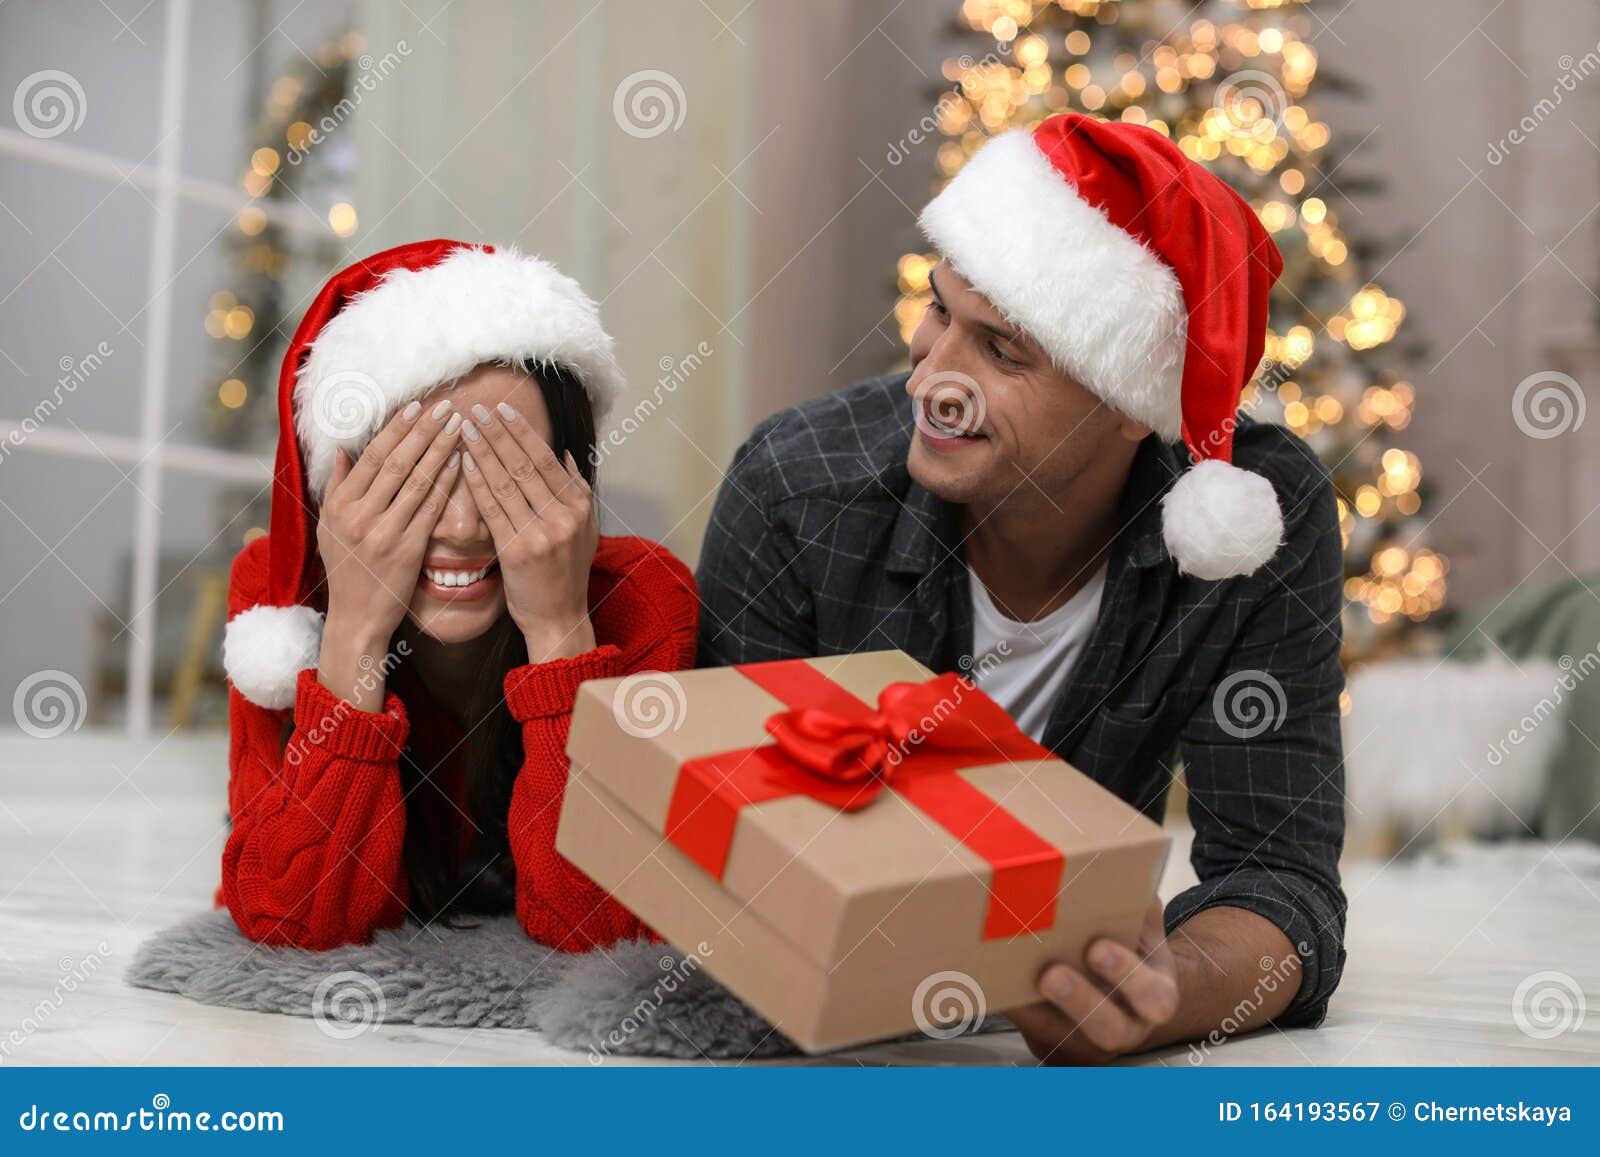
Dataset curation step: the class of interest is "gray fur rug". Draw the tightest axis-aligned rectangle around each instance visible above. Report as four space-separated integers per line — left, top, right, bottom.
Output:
127 910 798 1060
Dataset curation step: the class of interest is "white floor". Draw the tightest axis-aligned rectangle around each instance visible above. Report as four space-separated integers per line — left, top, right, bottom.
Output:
1 729 1597 1066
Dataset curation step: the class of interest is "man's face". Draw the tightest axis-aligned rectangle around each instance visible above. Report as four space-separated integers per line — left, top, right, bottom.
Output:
905 263 1147 508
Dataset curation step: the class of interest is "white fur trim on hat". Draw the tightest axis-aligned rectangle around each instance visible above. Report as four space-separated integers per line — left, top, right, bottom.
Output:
223 604 325 709
1161 458 1284 580
295 245 625 499
917 130 1187 440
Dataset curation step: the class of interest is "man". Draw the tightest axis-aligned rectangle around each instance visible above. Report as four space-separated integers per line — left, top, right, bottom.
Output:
696 113 1347 1063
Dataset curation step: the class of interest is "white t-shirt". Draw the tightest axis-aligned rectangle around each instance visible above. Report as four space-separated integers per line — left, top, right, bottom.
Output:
968 563 1108 742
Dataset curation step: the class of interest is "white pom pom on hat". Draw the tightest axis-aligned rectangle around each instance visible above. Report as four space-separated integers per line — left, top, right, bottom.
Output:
918 114 1289 579
1160 459 1285 581
221 604 324 710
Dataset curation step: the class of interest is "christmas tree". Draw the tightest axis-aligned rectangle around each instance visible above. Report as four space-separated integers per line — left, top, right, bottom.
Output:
161 35 361 727
197 33 363 540
896 0 1445 668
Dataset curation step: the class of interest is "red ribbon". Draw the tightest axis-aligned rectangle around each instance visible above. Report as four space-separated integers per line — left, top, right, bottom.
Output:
662 660 1066 940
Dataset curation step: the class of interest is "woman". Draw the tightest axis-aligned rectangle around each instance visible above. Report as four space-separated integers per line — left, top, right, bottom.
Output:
219 240 695 952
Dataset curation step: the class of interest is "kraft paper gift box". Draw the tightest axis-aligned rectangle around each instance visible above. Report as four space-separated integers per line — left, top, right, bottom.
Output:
557 650 1170 1053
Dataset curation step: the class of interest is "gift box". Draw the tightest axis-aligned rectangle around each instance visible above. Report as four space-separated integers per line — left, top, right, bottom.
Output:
558 650 1170 1053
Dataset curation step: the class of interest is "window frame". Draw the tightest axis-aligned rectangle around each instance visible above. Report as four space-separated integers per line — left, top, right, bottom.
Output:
0 0 336 735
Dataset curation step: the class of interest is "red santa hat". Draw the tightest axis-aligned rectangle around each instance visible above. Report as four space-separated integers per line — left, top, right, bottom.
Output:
918 112 1286 580
223 239 625 709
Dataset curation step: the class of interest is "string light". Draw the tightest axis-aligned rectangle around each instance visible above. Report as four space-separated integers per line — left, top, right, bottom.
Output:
223 305 254 340
1331 285 1406 350
328 202 359 237
250 147 280 176
1350 547 1448 623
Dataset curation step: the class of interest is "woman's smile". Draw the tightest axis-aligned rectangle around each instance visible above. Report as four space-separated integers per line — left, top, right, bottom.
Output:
417 554 502 602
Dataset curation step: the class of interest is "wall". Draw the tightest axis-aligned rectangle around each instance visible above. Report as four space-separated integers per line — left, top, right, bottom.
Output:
351 0 941 565
1315 0 1600 608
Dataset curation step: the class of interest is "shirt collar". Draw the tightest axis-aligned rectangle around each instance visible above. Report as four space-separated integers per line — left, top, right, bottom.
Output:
886 480 959 575
885 434 1184 577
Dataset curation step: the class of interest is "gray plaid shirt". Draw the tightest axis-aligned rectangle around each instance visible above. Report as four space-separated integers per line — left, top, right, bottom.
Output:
696 373 1347 1028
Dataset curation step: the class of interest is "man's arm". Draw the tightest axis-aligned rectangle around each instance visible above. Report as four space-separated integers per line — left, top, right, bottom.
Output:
1165 468 1348 1029
1159 905 1300 1039
1012 465 1348 1062
695 420 817 667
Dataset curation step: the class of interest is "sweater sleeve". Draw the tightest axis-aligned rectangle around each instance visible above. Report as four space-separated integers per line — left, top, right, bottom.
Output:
219 538 412 948
222 668 412 948
504 551 699 952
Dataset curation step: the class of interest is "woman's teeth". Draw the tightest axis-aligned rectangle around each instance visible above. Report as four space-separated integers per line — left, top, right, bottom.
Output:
424 566 491 588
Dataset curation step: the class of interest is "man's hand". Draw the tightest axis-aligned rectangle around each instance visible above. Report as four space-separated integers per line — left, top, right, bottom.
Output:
1009 902 1302 1066
1009 898 1179 1065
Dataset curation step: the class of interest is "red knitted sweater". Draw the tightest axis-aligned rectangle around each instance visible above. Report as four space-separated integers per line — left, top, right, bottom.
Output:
219 532 697 952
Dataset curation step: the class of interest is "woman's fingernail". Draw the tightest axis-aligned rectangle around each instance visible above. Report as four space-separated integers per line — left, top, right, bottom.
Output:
401 400 422 422
430 399 452 420
1091 945 1118 972
463 452 477 472
446 450 460 468
497 402 517 421
472 403 494 425
443 413 462 436
462 420 480 442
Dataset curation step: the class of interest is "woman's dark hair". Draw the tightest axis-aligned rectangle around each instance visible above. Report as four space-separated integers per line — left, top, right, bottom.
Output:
287 361 599 927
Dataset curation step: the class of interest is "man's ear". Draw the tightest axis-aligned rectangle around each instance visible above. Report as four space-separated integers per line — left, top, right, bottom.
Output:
1118 414 1153 443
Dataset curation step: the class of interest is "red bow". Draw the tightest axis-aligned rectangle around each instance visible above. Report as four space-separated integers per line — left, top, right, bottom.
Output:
760 673 1022 809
